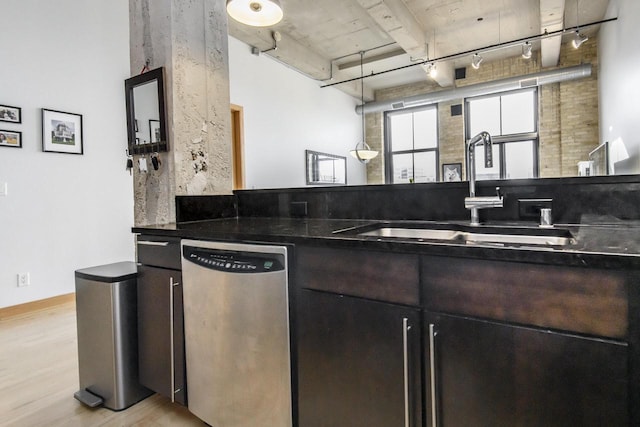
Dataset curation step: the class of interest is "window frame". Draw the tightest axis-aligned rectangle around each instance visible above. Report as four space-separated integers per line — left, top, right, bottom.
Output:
384 104 439 184
464 88 540 180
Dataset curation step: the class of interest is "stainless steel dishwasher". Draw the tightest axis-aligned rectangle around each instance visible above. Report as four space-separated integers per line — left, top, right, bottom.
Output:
181 240 292 427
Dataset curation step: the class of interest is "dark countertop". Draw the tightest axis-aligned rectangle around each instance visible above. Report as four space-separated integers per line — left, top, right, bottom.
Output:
132 216 640 270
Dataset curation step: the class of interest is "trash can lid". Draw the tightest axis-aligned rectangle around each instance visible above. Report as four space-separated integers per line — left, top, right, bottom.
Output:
75 261 138 282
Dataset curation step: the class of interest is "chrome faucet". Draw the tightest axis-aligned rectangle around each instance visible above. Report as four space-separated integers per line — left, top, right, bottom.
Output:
465 131 503 226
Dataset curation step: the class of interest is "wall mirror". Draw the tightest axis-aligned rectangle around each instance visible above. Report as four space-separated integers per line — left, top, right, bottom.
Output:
306 150 347 185
125 67 167 155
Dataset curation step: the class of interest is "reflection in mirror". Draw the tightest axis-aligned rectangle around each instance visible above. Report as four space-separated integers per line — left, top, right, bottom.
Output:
125 67 167 155
133 80 159 145
306 150 347 185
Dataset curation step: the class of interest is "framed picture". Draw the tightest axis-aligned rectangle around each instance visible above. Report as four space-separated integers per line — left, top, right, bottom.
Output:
0 104 21 124
42 109 83 154
149 119 161 143
0 129 22 148
442 162 462 182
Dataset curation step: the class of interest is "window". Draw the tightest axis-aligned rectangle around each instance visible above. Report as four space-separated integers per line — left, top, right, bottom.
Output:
385 105 438 183
466 88 538 180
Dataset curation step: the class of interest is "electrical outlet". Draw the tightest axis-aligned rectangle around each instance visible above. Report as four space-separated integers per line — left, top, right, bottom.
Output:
17 273 30 287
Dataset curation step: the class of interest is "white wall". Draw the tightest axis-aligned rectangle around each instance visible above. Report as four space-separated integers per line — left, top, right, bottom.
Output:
228 36 367 189
0 0 133 308
599 0 640 174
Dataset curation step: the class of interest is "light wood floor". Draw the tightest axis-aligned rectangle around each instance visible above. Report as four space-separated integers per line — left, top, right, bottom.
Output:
0 299 205 426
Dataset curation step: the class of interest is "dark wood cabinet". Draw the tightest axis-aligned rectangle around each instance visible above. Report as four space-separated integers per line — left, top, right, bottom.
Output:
136 238 187 405
297 289 422 427
424 313 629 427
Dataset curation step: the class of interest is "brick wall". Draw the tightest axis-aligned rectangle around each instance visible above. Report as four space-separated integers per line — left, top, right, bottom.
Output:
368 36 600 181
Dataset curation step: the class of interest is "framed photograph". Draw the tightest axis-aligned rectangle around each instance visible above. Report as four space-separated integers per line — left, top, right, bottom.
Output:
0 129 22 148
149 119 161 143
442 162 462 182
42 109 83 154
0 104 21 123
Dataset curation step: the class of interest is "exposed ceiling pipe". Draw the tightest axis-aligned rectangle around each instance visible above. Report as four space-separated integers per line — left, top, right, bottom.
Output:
356 63 591 115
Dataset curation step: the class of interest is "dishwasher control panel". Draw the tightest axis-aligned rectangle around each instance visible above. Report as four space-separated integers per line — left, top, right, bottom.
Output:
182 245 285 273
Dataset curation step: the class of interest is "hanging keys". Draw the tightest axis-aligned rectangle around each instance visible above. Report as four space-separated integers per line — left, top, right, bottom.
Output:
151 152 160 170
138 156 148 173
125 149 134 175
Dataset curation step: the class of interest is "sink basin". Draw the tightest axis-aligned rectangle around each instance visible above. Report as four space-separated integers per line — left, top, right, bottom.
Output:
464 232 573 246
358 227 462 241
350 222 575 247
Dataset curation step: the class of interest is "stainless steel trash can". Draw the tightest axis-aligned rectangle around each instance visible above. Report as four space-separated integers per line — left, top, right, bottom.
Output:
74 261 152 411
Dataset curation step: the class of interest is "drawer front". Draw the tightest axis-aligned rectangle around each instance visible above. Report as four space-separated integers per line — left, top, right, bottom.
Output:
421 255 628 339
137 235 182 270
296 245 419 306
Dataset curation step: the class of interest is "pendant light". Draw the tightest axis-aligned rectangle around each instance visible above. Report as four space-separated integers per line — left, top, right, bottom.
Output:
226 0 283 27
350 51 379 163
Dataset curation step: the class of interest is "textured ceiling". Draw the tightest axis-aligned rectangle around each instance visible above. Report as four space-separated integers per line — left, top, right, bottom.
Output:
228 0 611 98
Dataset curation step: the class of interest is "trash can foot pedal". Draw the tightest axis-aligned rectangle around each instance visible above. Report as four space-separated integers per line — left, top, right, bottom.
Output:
74 389 104 407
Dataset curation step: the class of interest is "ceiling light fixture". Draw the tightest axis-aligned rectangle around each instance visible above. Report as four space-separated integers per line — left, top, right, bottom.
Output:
471 53 483 70
424 62 438 79
572 0 588 49
522 41 533 59
226 0 283 27
572 31 588 49
350 51 379 163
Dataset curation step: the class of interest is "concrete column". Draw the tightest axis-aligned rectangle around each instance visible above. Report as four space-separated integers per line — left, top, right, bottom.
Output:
129 0 232 226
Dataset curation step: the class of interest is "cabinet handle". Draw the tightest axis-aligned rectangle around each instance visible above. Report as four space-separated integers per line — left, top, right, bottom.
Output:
138 240 170 246
429 323 438 427
169 277 179 402
403 317 410 427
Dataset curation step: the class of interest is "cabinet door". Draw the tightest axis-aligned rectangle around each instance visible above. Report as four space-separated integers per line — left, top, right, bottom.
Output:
137 265 186 405
297 289 421 427
424 313 628 427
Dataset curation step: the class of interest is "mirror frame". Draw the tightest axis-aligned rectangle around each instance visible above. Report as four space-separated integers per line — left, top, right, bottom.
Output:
305 150 347 185
125 67 168 155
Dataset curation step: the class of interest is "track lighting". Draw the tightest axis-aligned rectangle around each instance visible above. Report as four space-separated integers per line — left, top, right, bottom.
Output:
226 0 283 27
471 53 483 70
572 31 588 49
522 42 532 59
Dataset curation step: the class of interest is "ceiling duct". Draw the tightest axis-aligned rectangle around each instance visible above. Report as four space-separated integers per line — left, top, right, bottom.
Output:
356 64 591 115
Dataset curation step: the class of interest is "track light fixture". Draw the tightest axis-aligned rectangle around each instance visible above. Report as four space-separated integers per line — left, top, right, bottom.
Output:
424 62 438 78
226 0 283 27
471 53 483 70
572 31 588 49
522 42 532 59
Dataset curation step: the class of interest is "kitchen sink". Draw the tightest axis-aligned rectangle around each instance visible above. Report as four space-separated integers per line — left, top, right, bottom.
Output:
358 227 462 241
463 232 573 246
344 222 575 247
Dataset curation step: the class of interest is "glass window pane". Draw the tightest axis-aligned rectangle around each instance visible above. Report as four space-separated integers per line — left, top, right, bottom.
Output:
501 90 535 134
391 153 413 184
505 141 535 179
413 108 437 149
473 144 500 181
389 113 413 151
469 97 500 136
413 151 437 182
